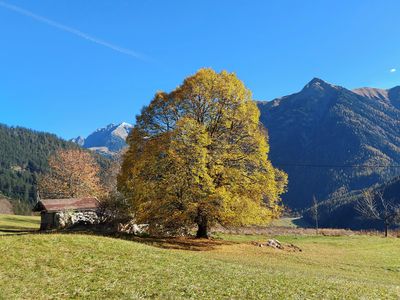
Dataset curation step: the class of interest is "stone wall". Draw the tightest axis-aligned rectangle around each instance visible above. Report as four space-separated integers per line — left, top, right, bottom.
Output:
55 210 100 228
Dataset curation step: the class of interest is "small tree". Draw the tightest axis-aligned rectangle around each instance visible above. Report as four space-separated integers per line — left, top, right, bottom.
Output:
356 190 400 237
310 195 319 235
97 191 131 224
39 149 103 199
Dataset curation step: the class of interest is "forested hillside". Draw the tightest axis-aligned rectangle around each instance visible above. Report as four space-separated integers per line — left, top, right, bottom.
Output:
258 78 400 209
0 124 111 211
303 176 400 229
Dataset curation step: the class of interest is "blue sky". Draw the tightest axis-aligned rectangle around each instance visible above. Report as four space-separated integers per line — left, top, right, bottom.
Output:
0 0 399 139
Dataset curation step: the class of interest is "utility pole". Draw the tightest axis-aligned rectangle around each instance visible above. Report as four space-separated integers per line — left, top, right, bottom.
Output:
311 195 319 235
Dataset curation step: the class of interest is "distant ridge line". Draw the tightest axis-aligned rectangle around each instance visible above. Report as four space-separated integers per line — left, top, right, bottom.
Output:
274 163 400 169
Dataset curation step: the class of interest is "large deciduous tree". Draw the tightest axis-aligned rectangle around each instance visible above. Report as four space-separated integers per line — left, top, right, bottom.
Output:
118 69 287 237
39 149 103 199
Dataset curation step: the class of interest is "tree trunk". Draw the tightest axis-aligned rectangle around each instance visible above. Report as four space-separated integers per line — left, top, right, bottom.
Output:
196 218 209 239
384 223 388 237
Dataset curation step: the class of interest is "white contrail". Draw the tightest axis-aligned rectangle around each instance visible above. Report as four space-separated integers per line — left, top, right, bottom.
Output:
0 1 146 60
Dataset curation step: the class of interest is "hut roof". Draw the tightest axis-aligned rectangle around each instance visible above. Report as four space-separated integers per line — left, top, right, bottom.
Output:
32 197 99 212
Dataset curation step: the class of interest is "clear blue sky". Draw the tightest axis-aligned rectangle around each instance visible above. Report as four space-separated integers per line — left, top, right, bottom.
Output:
1 0 399 139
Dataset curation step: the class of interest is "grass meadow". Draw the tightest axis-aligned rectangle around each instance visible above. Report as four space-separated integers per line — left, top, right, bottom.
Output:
0 214 399 299
0 214 40 235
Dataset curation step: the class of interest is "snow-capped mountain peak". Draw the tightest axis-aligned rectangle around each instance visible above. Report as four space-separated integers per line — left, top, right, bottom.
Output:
70 122 133 156
112 122 133 140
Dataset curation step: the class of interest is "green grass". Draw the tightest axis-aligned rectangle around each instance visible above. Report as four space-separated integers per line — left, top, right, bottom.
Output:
0 214 399 299
0 214 40 235
269 217 308 228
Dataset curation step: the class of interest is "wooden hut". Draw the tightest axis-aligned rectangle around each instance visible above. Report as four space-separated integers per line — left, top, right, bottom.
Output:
33 197 99 230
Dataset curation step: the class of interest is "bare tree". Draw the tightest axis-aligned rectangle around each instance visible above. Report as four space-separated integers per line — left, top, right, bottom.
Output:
310 195 319 235
356 190 400 237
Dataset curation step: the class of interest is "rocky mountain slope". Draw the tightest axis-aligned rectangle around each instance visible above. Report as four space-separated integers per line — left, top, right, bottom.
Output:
71 122 133 156
258 78 400 209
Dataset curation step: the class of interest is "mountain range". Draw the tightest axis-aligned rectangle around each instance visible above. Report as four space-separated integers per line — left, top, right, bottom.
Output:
257 78 400 210
71 122 133 156
66 81 400 218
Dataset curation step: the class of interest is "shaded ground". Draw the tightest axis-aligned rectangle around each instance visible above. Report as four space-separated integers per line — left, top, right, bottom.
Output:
0 214 230 250
110 234 234 251
63 229 233 251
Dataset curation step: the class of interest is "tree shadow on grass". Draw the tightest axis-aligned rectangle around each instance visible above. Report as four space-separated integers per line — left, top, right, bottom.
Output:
124 235 234 251
0 223 233 251
60 227 234 251
0 228 39 236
